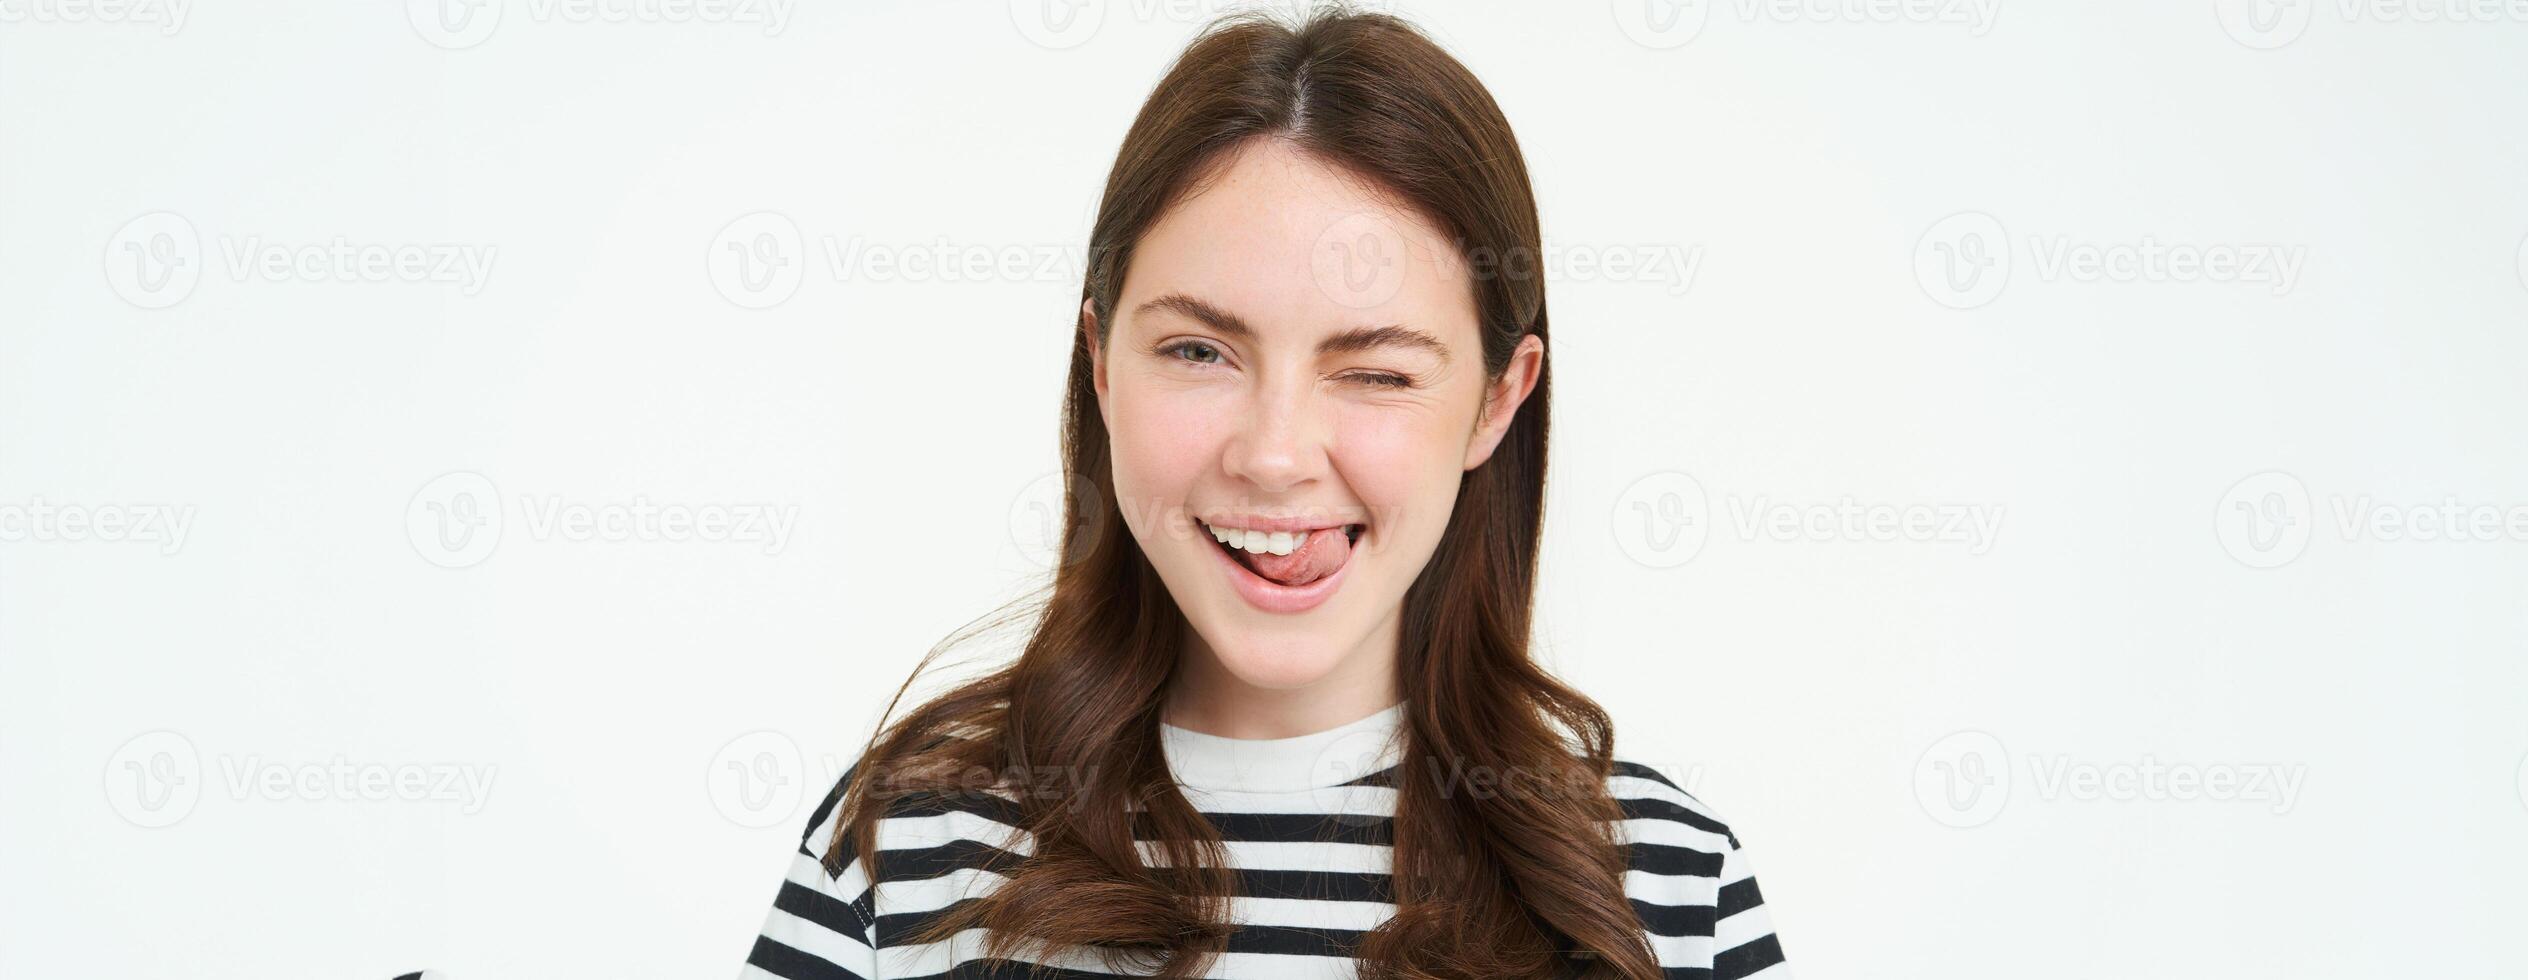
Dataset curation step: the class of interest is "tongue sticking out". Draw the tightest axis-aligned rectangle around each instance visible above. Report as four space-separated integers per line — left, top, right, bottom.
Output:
1233 526 1353 587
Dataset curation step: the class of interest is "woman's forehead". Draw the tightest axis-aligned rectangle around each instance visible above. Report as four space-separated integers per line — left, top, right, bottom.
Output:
1125 143 1478 346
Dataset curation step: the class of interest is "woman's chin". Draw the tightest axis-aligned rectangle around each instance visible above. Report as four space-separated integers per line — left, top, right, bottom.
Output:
1201 636 1354 691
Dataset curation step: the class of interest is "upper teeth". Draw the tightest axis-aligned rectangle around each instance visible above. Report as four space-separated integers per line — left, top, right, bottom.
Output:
1206 522 1304 556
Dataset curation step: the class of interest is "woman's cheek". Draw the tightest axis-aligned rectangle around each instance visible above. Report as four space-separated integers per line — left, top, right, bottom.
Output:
1108 383 1225 527
1331 406 1454 540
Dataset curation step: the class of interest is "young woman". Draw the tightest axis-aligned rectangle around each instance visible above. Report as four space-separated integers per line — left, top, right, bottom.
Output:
744 7 1789 979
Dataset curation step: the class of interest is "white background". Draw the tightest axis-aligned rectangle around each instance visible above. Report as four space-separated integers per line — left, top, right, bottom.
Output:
5 1 2526 977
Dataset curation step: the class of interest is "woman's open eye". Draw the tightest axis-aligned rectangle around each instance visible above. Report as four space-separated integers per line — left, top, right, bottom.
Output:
1159 340 1225 366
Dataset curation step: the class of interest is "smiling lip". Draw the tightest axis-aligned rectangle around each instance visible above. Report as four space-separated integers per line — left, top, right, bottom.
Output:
1197 512 1360 534
1201 519 1357 614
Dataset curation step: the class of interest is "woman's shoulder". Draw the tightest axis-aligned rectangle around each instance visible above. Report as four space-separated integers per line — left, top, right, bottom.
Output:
1596 756 1754 898
796 753 1036 867
1601 756 1746 852
1602 755 1791 977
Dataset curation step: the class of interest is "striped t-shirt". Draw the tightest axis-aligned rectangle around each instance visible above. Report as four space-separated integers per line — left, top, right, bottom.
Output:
742 701 1790 979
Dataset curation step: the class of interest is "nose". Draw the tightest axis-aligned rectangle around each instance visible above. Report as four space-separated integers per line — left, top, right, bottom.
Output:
1219 374 1330 494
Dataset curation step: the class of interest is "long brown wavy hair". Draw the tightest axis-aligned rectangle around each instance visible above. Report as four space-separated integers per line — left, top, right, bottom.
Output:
823 5 1657 978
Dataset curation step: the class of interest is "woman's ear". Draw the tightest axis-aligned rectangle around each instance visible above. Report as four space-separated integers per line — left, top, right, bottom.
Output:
1081 296 1108 413
1463 332 1544 471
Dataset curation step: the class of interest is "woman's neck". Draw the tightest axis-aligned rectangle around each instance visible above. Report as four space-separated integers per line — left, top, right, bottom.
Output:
1163 611 1402 739
1157 697 1409 793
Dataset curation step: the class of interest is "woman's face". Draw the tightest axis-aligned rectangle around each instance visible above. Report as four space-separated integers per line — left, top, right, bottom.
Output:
1085 139 1543 708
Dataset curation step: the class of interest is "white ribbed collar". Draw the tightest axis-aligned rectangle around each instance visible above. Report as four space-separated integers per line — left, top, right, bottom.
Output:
1158 700 1408 793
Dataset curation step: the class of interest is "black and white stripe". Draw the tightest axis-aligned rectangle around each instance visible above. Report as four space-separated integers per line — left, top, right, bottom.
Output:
745 760 1788 980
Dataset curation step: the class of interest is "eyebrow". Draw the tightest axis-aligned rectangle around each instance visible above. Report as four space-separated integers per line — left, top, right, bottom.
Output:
1133 292 1451 367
